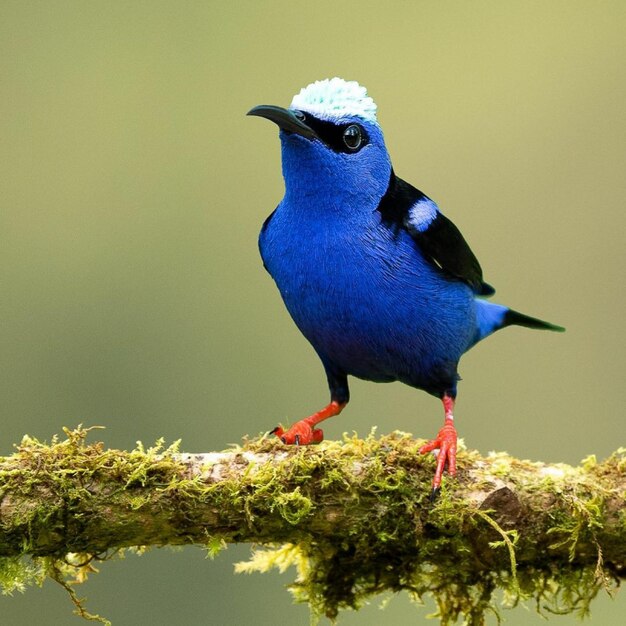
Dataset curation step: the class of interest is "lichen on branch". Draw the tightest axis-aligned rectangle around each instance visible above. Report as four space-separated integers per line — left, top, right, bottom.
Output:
0 427 624 625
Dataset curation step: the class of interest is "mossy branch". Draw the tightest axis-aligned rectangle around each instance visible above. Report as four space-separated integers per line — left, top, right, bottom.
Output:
0 427 624 624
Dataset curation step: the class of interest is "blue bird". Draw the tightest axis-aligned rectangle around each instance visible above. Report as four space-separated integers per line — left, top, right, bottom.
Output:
248 78 564 497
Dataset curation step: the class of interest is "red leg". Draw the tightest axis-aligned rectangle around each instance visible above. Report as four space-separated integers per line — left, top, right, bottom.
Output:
419 394 458 499
272 401 346 445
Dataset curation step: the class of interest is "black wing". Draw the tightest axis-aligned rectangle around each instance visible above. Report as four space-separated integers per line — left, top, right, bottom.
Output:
377 172 494 296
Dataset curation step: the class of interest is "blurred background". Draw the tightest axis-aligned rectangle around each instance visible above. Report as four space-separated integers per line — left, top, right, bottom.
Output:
1 1 624 624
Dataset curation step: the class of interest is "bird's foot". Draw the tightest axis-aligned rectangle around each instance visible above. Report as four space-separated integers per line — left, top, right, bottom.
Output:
419 416 457 501
271 400 345 446
271 420 323 445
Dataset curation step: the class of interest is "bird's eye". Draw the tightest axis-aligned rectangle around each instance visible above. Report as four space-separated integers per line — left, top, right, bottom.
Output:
342 125 363 150
293 110 306 122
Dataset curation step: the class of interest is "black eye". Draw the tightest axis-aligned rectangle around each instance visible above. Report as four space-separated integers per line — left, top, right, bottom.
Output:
342 124 362 150
293 110 306 122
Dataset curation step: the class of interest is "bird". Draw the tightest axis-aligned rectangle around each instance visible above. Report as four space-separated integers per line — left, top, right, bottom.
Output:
248 78 564 499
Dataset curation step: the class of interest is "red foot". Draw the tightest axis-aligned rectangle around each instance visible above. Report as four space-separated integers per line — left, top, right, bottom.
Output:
272 401 345 446
272 421 324 445
419 395 458 497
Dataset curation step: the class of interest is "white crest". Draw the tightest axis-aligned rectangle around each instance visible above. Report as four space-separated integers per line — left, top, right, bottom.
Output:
290 78 377 123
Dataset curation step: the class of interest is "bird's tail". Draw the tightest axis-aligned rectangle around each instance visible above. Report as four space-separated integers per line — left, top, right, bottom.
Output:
471 300 564 347
501 309 565 333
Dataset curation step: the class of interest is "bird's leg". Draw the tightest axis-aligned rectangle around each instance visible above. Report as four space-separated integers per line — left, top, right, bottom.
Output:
271 401 346 445
419 394 458 500
272 367 349 446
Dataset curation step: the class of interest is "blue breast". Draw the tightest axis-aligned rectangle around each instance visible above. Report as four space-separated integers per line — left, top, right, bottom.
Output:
259 200 477 395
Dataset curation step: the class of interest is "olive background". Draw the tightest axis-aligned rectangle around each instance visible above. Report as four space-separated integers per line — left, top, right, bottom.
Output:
1 2 624 624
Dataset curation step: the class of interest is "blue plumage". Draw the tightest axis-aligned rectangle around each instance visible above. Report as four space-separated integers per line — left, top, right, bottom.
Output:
249 78 563 496
261 195 473 395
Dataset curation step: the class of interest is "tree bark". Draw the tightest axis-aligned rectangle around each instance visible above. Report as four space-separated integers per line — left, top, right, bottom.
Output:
0 428 623 624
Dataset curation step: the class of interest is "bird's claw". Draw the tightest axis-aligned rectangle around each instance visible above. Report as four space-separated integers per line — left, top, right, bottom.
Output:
429 486 441 504
271 420 323 445
419 418 458 497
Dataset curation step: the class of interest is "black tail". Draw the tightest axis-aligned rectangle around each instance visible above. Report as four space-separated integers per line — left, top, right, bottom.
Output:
503 309 565 332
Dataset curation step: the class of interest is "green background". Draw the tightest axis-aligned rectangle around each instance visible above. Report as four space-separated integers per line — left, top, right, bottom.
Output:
1 1 624 624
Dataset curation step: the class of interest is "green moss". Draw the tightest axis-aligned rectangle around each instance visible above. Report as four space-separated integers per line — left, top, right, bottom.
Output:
0 427 622 625
204 535 227 560
274 488 314 525
0 555 46 595
234 432 621 624
0 426 188 623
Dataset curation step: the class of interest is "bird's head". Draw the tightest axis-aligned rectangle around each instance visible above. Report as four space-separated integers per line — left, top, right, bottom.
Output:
248 78 392 209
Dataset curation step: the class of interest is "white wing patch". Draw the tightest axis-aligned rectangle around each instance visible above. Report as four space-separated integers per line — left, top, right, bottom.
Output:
290 78 377 123
406 198 439 233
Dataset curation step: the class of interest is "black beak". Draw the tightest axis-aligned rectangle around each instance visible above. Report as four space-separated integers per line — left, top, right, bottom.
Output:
247 105 318 140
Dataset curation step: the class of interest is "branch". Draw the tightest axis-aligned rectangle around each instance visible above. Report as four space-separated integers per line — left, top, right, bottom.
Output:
0 427 624 625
